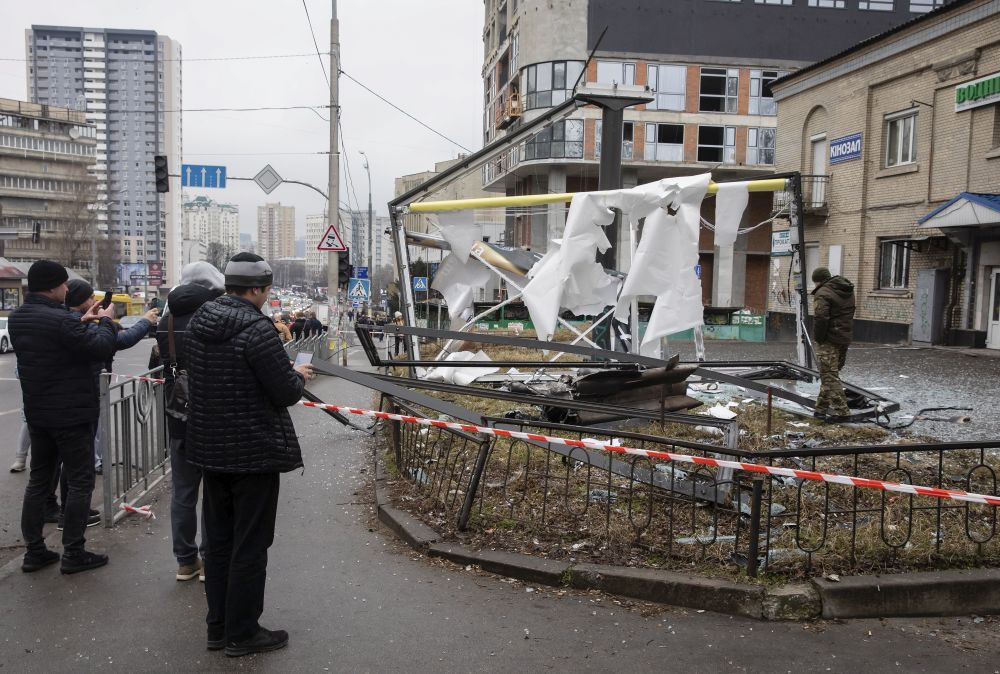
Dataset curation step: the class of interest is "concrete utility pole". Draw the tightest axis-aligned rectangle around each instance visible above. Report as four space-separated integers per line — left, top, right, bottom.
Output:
360 150 373 317
327 1 340 306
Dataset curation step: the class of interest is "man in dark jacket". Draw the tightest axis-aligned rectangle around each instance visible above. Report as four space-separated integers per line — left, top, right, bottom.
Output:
154 262 225 583
811 267 856 419
185 253 315 657
289 312 305 341
304 311 323 337
10 260 116 574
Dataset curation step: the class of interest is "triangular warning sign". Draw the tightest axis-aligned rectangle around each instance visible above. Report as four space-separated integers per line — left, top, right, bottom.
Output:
316 224 347 251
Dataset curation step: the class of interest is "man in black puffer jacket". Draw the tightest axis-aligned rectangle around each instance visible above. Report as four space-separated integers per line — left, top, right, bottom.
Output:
10 260 117 575
154 262 225 583
185 253 315 657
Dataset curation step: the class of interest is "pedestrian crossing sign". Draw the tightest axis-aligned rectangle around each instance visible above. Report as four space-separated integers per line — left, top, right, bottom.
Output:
412 276 428 291
348 277 370 302
317 224 347 251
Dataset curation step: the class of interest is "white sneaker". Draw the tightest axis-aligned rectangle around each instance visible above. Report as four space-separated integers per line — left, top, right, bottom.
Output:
10 458 25 473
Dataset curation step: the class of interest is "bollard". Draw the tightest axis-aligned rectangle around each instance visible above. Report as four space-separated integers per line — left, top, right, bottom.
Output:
746 477 764 577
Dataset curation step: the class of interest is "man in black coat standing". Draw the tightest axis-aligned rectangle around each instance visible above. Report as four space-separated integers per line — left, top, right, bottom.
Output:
10 260 116 574
185 253 315 657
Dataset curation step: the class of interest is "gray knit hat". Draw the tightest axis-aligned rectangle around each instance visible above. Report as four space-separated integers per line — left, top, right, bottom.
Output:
180 261 226 292
224 252 273 288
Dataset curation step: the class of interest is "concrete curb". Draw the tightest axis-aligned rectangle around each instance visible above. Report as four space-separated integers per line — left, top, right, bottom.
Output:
814 568 1000 619
374 469 999 621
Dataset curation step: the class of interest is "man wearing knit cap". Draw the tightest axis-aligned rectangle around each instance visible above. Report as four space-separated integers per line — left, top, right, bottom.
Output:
811 266 856 420
9 260 117 575
185 253 315 657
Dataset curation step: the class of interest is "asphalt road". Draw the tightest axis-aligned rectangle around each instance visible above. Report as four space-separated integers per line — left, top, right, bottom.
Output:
0 345 996 672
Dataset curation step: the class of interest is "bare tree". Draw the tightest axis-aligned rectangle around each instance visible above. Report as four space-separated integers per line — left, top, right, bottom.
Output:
47 183 119 287
205 242 233 272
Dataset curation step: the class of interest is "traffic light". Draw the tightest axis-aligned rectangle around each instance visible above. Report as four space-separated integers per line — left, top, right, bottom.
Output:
31 222 40 244
154 155 169 193
337 249 351 288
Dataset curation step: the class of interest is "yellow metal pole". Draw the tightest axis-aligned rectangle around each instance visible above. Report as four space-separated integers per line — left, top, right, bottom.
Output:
405 178 788 213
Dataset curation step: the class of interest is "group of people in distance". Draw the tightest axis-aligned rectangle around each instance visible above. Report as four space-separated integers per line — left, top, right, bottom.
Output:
10 253 316 658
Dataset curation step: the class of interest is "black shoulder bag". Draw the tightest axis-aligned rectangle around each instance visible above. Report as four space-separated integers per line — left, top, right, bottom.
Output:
165 314 191 422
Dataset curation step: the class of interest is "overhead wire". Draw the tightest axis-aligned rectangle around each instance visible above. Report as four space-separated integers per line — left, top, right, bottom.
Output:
0 51 331 63
339 68 473 153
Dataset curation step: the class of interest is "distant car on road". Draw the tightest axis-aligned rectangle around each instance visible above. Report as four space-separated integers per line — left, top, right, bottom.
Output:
0 317 11 353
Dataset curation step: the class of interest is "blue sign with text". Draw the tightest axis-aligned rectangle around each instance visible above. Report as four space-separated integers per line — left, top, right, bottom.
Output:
829 133 863 165
182 164 227 188
356 266 368 279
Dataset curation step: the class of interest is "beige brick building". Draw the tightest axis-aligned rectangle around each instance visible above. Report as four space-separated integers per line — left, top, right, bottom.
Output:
769 0 1000 347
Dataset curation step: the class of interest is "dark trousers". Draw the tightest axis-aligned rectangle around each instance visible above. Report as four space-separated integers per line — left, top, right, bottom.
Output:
169 435 203 565
22 423 96 556
202 471 280 643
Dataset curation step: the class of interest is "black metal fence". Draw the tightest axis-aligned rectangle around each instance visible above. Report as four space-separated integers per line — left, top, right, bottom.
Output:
384 397 1000 577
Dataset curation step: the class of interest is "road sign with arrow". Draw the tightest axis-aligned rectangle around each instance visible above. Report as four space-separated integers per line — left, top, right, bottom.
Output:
181 164 227 188
316 224 347 251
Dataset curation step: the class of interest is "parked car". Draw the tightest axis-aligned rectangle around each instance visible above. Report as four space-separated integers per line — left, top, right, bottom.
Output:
0 317 12 353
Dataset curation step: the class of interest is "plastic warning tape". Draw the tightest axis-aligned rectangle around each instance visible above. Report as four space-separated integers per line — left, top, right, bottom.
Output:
297 401 1000 507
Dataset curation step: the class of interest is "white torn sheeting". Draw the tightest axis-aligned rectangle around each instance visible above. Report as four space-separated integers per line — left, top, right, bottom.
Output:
431 253 491 319
713 181 750 248
704 405 738 420
423 350 499 386
523 192 621 342
626 174 712 355
434 212 482 264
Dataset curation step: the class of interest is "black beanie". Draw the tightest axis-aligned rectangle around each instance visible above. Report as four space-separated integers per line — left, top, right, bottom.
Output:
65 279 95 308
27 260 69 293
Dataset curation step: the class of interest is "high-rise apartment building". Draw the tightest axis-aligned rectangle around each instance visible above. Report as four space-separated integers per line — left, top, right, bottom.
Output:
26 25 182 290
257 202 295 261
304 213 326 281
182 195 239 255
0 98 98 280
481 0 950 310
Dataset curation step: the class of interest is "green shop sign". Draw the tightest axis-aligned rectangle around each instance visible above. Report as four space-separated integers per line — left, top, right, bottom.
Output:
955 72 1000 112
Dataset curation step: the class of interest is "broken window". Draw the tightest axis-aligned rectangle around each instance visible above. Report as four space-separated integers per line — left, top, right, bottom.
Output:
879 239 910 289
595 121 635 160
644 123 684 162
697 125 736 163
647 64 686 111
749 69 785 115
699 68 739 113
523 119 583 160
747 127 776 165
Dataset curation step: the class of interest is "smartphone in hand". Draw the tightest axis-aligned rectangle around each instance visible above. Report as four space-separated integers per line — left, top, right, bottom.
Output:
100 291 113 309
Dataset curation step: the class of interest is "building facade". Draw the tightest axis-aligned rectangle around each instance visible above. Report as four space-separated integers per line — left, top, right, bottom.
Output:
26 25 182 289
0 98 98 287
182 194 239 256
257 202 295 261
305 213 326 282
770 0 1000 346
481 0 951 311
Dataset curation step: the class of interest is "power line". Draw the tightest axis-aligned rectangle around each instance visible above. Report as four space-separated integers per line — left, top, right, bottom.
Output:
185 151 329 156
339 68 473 153
159 104 331 113
0 51 331 63
301 0 330 87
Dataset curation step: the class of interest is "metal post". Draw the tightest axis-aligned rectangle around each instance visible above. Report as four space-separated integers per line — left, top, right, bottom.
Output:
327 1 340 300
458 437 492 531
361 150 373 318
790 173 812 369
746 477 764 577
597 106 624 271
100 372 114 528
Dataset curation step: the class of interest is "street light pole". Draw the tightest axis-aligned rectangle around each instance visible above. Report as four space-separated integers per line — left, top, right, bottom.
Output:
360 150 373 317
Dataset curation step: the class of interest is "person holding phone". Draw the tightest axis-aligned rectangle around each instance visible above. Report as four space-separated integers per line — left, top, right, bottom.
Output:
10 261 117 574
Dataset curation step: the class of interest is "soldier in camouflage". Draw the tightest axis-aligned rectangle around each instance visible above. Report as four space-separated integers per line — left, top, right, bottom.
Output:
811 267 856 419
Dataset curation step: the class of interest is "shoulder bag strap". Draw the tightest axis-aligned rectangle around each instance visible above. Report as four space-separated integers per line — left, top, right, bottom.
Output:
167 313 178 368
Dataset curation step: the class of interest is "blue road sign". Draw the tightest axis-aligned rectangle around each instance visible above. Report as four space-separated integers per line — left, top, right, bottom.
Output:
348 277 371 302
429 262 440 277
181 164 227 188
356 266 369 279
412 276 428 291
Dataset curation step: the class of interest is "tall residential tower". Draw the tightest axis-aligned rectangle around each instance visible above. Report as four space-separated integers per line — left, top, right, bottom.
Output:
26 25 183 289
257 202 295 261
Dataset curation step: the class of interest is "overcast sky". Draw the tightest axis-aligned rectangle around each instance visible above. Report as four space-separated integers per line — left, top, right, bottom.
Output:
0 0 484 242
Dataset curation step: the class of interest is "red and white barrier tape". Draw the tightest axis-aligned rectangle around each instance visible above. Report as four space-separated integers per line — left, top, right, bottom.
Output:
120 503 155 520
297 401 1000 507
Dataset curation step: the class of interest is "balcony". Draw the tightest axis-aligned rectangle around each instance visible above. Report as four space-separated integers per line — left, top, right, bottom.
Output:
772 174 830 215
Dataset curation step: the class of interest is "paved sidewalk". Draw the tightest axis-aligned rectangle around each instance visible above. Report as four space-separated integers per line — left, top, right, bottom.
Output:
0 352 996 672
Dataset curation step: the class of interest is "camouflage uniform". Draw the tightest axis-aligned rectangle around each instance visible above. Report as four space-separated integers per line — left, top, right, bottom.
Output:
815 342 850 416
811 271 856 418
